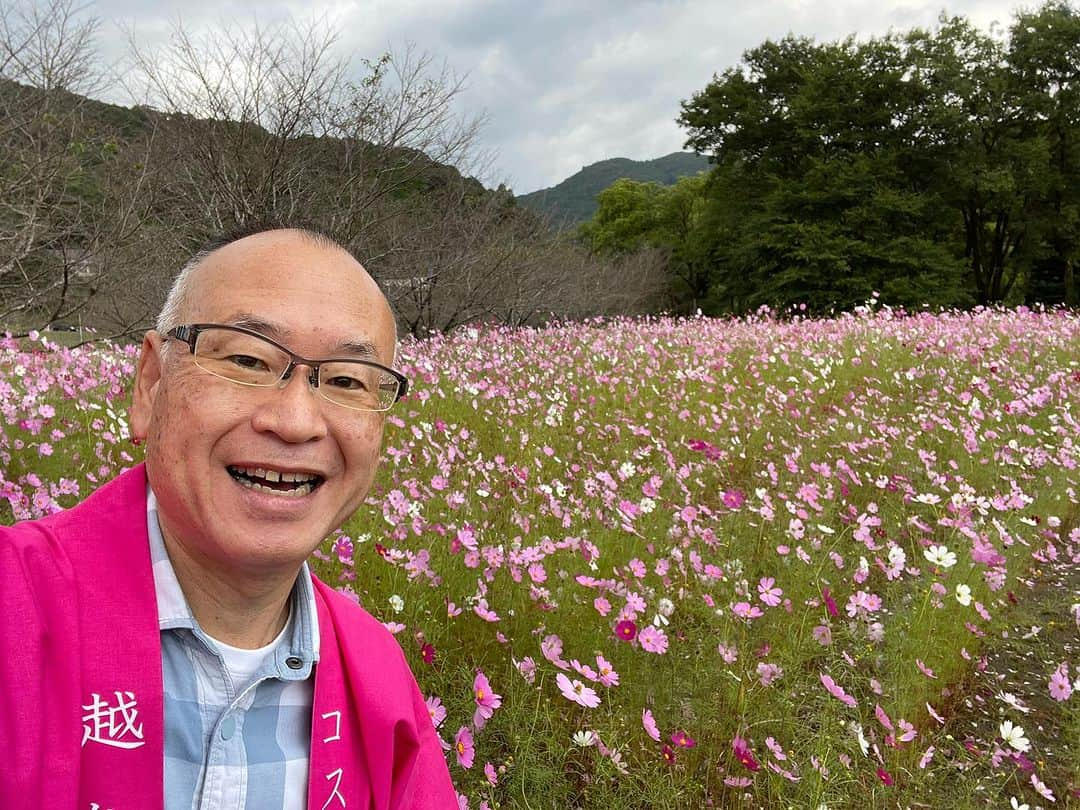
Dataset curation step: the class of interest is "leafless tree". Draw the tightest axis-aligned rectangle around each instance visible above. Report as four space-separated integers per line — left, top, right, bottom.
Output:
375 182 669 336
0 0 156 333
126 19 485 248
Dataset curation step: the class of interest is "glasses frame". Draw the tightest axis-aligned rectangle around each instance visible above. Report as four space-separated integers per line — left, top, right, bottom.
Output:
165 323 409 412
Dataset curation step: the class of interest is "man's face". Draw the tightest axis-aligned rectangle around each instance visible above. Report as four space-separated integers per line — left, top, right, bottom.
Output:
130 231 398 574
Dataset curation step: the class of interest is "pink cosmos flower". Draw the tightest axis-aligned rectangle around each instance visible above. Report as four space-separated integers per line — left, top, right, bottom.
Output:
897 719 917 743
765 736 786 760
614 620 637 641
484 761 498 786
541 634 569 668
473 671 502 729
757 662 782 686
717 643 738 663
812 624 832 646
1048 662 1072 701
915 659 937 679
515 656 536 683
593 596 611 615
1031 772 1056 802
846 589 882 618
473 599 500 622
556 672 601 708
757 577 783 607
642 708 661 741
638 625 669 654
570 658 598 682
595 654 619 687
425 695 447 729
926 702 945 724
820 673 857 708
732 601 763 620
874 704 894 732
454 726 475 769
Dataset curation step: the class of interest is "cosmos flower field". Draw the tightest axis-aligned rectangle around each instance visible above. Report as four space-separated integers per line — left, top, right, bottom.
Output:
2 305 1078 808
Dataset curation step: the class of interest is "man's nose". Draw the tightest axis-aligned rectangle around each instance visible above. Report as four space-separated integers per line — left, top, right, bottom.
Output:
250 365 328 443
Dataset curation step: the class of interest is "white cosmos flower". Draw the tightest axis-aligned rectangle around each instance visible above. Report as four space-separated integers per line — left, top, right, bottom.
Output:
955 584 972 606
571 730 596 747
923 545 957 568
999 720 1031 752
388 594 404 613
1010 797 1029 810
849 722 869 756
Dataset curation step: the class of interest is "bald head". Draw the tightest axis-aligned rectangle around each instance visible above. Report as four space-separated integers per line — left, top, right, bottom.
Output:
157 228 395 352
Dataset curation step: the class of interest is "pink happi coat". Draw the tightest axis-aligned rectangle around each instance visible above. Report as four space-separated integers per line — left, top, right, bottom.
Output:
0 464 458 809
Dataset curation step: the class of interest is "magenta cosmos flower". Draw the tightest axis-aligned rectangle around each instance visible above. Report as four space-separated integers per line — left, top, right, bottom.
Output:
614 619 637 641
670 730 696 749
732 736 760 771
555 672 601 708
472 670 502 729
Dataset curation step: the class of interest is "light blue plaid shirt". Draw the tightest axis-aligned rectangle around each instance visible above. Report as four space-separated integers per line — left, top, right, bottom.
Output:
147 488 320 810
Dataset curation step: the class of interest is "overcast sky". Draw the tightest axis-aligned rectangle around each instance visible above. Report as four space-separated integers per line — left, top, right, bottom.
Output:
88 0 1019 194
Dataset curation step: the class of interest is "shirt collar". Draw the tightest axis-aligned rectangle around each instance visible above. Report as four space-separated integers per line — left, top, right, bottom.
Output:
145 485 320 667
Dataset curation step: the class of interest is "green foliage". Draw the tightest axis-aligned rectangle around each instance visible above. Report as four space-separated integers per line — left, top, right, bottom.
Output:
579 175 714 308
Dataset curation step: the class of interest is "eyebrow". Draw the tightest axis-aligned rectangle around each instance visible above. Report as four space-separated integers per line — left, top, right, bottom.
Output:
225 313 379 360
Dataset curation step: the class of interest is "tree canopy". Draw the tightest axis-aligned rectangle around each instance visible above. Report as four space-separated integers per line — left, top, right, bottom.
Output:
582 1 1080 315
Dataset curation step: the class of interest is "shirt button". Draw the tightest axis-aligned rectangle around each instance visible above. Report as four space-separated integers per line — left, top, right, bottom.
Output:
220 716 236 741
286 656 303 670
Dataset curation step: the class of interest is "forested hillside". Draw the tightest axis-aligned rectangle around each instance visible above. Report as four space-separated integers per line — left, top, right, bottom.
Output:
517 152 708 223
0 2 667 337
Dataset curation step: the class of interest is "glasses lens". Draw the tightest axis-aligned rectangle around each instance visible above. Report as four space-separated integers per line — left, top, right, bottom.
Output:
319 361 400 411
193 328 287 386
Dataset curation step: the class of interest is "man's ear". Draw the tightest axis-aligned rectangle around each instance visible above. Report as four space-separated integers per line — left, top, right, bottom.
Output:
129 331 165 442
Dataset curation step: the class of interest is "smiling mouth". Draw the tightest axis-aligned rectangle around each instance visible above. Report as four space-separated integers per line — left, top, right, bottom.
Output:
227 465 325 498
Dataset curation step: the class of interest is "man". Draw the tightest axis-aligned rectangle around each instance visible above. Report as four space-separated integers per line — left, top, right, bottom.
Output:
0 228 458 809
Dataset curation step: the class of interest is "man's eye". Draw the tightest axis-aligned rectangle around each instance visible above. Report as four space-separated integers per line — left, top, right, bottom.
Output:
326 375 368 390
228 354 269 370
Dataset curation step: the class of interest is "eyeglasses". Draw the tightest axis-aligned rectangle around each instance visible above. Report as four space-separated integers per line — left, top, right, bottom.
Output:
165 323 408 412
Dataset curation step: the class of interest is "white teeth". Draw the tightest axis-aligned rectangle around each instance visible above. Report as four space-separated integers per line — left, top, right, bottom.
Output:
235 476 314 497
229 466 319 495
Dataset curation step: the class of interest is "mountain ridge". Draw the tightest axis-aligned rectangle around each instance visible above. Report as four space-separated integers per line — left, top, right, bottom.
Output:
516 151 710 224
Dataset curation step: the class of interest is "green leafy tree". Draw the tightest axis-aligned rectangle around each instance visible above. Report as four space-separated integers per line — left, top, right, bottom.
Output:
579 174 713 309
1009 1 1080 304
680 33 970 312
676 3 1079 312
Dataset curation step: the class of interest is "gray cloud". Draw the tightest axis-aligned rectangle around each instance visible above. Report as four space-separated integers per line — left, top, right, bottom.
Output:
88 0 1018 192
